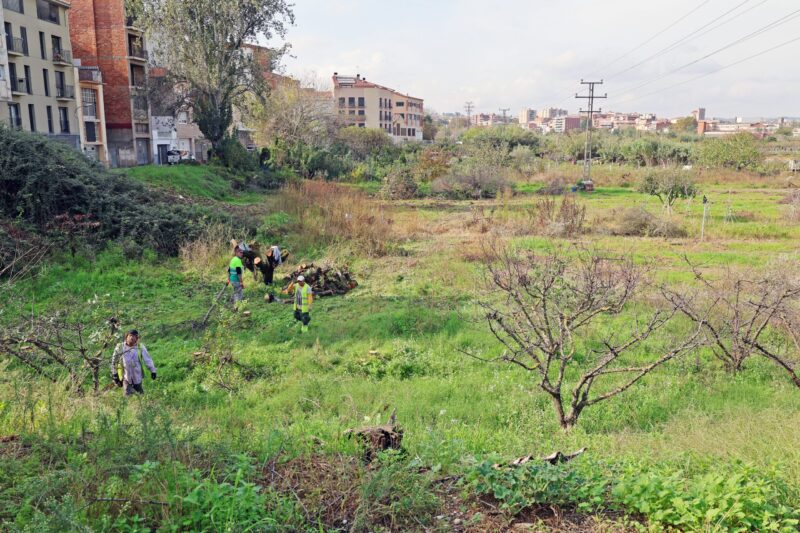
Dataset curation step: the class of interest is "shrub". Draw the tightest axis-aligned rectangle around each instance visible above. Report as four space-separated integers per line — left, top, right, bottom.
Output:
531 195 586 237
612 207 687 238
335 126 394 160
381 167 419 200
0 126 244 256
274 181 394 256
431 172 510 199
218 135 258 172
695 132 763 171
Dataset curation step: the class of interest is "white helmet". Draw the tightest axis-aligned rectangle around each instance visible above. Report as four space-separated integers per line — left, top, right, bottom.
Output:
297 275 305 282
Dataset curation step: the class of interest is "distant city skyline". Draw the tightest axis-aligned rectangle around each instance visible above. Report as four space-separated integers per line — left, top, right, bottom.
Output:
277 0 800 118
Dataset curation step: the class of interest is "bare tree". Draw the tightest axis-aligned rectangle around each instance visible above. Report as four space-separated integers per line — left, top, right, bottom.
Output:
247 75 338 148
479 246 703 430
663 260 800 387
0 315 119 393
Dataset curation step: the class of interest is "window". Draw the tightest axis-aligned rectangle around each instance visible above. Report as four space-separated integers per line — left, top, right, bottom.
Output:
357 96 364 107
4 0 23 13
81 88 97 117
396 101 404 107
358 109 365 116
42 68 50 96
23 66 31 94
55 70 65 95
177 111 188 124
37 0 60 24
28 104 36 131
51 35 62 55
85 121 97 142
8 103 22 129
0 66 4 81
348 97 355 107
135 123 149 134
39 31 46 59
8 63 17 92
20 27 29 55
46 105 53 133
358 123 365 128
348 110 355 115
59 106 69 133
338 97 345 108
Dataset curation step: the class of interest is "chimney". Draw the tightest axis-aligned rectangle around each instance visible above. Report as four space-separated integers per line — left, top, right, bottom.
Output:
334 72 338 76
356 74 360 80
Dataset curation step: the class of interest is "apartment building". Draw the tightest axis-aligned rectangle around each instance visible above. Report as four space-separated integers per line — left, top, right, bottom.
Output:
2 0 80 147
518 108 536 129
552 115 581 133
69 0 151 166
332 73 423 142
75 64 109 165
0 7 9 102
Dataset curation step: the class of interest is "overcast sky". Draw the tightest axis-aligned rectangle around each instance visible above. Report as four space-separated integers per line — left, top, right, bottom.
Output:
278 0 800 119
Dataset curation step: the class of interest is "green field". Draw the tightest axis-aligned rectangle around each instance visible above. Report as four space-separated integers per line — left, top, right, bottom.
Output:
2 170 800 531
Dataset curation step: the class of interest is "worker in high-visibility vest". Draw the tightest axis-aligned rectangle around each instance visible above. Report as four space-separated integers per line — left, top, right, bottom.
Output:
293 275 313 333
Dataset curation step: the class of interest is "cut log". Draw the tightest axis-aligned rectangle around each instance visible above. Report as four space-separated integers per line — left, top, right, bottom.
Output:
494 448 586 469
345 409 403 462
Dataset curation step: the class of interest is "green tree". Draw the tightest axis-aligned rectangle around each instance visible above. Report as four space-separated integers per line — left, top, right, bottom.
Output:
695 133 762 171
638 169 697 214
674 116 698 133
335 126 394 160
135 0 294 155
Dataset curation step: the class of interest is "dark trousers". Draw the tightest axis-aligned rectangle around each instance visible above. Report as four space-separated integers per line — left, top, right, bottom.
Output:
294 309 310 326
124 382 144 396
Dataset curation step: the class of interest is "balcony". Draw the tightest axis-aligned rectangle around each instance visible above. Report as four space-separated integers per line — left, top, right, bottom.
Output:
128 46 149 62
6 37 26 56
3 0 24 13
56 84 75 100
11 77 28 94
52 49 72 65
78 69 102 83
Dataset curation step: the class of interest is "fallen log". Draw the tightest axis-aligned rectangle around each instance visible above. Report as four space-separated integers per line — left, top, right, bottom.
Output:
494 448 587 469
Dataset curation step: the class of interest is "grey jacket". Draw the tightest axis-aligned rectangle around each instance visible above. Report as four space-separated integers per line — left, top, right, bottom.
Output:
111 342 156 385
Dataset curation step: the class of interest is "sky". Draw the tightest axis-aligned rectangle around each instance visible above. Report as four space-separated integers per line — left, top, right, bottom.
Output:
274 0 800 119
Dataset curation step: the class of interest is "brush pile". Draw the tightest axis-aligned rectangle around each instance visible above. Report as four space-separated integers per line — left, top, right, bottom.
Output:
282 263 358 297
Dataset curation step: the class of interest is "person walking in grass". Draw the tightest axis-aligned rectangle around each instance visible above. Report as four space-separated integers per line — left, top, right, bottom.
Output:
111 329 157 396
227 245 246 308
293 275 313 333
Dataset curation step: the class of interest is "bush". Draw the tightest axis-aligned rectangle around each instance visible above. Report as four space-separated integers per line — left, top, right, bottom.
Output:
335 126 394 160
218 135 258 172
274 181 394 256
612 207 687 238
381 167 419 200
531 195 586 237
431 172 510 199
0 126 246 257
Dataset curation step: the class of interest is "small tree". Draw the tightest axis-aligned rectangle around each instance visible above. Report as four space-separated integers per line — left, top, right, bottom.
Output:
638 169 697 214
674 116 698 134
480 246 703 430
663 260 800 386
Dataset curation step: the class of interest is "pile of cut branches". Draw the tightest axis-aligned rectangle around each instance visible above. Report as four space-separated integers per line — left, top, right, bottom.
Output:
282 263 358 297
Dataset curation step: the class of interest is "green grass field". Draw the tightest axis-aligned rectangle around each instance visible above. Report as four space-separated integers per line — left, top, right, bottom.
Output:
2 171 800 531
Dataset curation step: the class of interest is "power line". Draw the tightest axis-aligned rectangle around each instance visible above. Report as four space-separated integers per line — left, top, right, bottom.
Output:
608 8 800 106
611 34 800 106
576 80 607 182
608 0 753 80
588 0 713 77
464 101 474 125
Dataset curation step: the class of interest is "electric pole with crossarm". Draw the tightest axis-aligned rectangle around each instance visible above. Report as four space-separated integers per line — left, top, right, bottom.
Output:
575 80 607 182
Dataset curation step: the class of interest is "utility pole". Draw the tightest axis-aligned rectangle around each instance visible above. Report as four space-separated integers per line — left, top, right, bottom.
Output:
575 80 607 182
499 108 510 126
464 101 474 126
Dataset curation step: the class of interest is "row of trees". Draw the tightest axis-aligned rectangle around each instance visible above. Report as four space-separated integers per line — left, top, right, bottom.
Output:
481 246 800 430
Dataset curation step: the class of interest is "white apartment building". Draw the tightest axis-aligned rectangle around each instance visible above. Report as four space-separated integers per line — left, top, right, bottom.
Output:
332 73 423 142
2 0 80 147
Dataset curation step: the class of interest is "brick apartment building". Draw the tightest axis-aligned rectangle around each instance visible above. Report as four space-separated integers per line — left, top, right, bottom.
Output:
69 0 151 166
332 73 423 142
1 0 80 147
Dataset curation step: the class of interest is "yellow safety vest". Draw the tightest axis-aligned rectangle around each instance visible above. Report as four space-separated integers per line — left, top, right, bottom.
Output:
294 283 312 312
